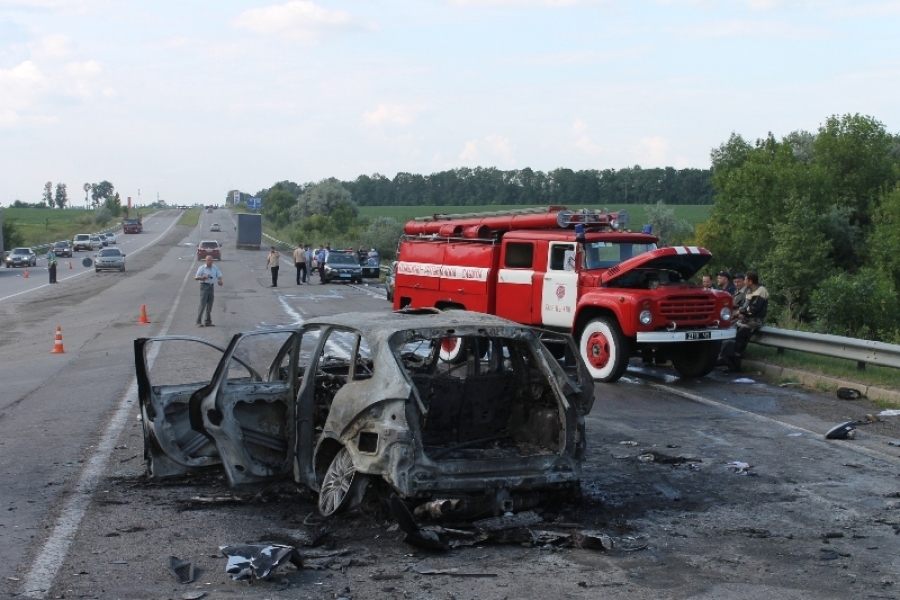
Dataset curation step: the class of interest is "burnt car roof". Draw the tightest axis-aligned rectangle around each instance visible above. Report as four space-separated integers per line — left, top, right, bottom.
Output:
305 309 525 336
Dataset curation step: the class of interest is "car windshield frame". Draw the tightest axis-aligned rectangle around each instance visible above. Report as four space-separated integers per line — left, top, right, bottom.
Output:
99 249 122 257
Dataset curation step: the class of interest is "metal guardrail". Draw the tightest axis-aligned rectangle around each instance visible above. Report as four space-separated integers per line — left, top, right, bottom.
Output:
752 326 900 370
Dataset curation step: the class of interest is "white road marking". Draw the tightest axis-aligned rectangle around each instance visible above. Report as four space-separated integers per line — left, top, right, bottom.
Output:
20 259 197 599
0 215 180 304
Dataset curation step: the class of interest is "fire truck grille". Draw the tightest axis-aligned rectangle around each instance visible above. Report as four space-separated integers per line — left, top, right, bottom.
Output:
659 296 717 323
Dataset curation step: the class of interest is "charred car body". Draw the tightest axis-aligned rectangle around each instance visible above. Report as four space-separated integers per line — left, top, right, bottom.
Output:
136 310 594 518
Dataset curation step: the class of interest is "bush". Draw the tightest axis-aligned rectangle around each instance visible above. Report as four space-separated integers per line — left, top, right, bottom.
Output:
810 268 899 340
93 207 113 226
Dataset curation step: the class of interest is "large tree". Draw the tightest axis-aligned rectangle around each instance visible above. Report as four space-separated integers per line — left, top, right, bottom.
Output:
91 180 115 208
43 181 53 208
54 183 68 209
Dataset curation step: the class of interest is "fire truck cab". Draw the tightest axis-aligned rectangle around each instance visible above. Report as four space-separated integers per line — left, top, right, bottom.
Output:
394 207 734 382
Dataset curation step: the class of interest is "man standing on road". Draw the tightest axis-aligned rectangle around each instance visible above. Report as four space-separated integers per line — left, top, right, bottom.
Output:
293 244 306 285
266 246 280 287
195 255 223 327
46 248 58 284
317 244 328 283
303 244 313 283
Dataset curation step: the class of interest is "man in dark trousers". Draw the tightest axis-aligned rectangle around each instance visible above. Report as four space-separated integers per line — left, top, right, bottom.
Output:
47 248 58 283
195 255 224 327
293 244 306 285
718 270 768 372
266 246 280 287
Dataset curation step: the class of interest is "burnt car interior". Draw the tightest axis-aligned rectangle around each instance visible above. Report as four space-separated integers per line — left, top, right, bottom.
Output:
400 334 564 459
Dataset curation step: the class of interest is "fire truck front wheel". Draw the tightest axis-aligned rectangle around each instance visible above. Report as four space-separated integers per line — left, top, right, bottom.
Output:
580 317 630 382
670 340 720 378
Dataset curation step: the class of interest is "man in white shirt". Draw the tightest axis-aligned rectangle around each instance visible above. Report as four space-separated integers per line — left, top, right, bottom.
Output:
194 255 224 327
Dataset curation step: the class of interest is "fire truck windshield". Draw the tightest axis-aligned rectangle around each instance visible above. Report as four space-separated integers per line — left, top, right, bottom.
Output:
583 241 657 270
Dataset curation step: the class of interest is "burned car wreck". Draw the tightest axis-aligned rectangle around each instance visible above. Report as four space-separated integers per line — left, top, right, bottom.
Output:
135 310 594 520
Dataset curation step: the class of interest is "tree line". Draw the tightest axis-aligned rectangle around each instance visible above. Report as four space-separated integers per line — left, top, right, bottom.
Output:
343 166 714 207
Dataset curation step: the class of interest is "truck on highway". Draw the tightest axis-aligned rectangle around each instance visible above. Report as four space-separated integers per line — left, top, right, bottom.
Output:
123 215 142 234
393 206 735 382
236 213 262 250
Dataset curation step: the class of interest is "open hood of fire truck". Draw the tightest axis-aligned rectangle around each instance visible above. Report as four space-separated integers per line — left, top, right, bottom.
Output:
598 246 711 285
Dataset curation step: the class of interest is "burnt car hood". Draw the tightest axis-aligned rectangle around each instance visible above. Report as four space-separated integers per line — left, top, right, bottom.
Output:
599 246 711 284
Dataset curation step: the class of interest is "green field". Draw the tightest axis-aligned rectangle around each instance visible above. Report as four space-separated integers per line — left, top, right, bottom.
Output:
2 207 151 248
358 204 713 227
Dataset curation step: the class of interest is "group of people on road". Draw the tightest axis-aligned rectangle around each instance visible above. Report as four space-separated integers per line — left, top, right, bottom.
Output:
193 241 382 329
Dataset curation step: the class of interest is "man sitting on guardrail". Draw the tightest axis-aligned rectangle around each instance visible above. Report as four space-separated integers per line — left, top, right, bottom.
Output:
718 270 769 373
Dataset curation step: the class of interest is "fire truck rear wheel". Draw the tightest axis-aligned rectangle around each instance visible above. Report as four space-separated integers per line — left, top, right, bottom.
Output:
670 340 720 378
580 317 630 382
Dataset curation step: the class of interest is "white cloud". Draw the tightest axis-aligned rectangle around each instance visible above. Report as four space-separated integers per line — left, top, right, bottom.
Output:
29 34 72 60
632 136 670 165
0 61 45 109
363 104 419 126
459 135 516 166
447 0 590 6
570 119 604 154
232 0 367 44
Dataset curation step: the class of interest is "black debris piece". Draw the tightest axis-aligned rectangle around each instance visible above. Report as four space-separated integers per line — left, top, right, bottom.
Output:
168 555 196 584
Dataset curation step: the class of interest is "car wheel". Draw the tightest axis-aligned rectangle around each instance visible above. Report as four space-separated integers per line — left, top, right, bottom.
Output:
318 446 367 517
95 268 100 273
579 316 631 382
670 341 720 378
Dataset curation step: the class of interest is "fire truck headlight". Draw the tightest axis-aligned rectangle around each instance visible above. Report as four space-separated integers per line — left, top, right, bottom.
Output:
639 310 653 325
720 307 732 322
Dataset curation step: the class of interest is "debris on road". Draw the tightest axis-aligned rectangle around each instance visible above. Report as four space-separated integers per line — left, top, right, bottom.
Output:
726 461 754 474
168 556 195 584
220 544 302 581
837 387 863 400
826 421 857 440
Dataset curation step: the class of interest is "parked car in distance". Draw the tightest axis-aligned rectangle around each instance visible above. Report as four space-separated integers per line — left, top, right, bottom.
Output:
73 233 93 251
104 233 117 245
197 240 221 260
95 247 126 272
362 256 381 279
5 247 37 268
52 240 73 258
384 261 397 302
210 223 221 232
322 250 363 284
136 310 595 519
91 235 106 248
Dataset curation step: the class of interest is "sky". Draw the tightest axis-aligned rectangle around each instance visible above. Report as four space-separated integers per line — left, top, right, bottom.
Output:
1 0 898 207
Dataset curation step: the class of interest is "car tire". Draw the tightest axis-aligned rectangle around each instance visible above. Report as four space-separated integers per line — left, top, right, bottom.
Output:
579 316 631 382
670 341 720 378
318 446 368 517
95 268 100 273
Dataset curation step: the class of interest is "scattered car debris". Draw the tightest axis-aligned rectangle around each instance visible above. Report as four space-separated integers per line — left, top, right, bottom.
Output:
879 410 900 417
837 387 863 400
572 530 614 551
168 556 196 584
412 566 498 577
219 544 302 581
726 461 753 474
732 378 756 384
637 451 699 465
826 422 858 440
619 440 639 446
779 382 802 387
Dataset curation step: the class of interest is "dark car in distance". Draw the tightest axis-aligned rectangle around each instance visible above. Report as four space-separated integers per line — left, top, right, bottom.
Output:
322 251 362 284
53 240 73 258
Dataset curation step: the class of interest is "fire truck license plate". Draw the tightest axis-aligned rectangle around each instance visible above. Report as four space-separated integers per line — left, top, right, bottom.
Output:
685 332 711 340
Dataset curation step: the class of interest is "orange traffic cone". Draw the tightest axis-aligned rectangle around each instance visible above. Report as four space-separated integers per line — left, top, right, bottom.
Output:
23 268 29 278
69 261 73 269
51 326 65 354
138 304 151 324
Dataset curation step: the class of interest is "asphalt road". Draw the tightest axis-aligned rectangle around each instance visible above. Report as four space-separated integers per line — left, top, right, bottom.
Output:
1 211 899 599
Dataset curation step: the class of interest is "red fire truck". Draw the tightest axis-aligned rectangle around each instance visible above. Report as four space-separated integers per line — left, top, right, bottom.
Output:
393 206 734 382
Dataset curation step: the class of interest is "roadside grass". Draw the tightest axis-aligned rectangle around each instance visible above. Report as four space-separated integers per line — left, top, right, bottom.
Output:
748 344 900 393
358 204 713 227
178 209 200 227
